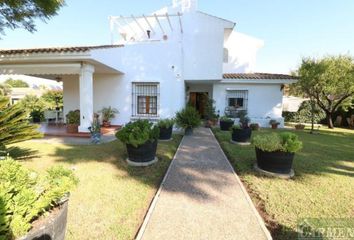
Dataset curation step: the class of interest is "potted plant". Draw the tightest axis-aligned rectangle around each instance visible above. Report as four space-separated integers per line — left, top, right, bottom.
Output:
204 98 218 128
30 109 44 123
66 110 80 133
269 119 280 129
231 111 252 144
157 118 175 140
250 123 260 131
175 106 201 135
252 132 302 174
294 123 305 130
99 106 119 127
294 114 305 130
0 158 78 240
116 119 159 166
219 116 234 131
88 114 101 144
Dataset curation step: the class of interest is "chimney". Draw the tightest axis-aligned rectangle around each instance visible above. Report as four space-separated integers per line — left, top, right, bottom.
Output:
173 0 198 12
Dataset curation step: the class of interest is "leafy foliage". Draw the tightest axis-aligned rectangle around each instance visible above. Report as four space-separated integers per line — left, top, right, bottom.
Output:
175 106 201 129
65 110 80 125
0 158 78 238
238 110 250 128
4 79 29 88
252 132 302 153
99 106 119 122
19 95 45 122
116 119 159 147
250 123 260 131
220 116 233 122
269 119 280 125
293 100 325 124
204 97 217 120
0 96 42 154
293 55 354 128
231 124 241 130
157 118 175 129
0 0 65 35
41 90 63 110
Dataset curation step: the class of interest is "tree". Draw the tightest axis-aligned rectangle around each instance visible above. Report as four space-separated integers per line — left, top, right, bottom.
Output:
0 95 42 154
19 95 45 122
4 78 29 88
0 0 65 35
294 55 354 128
41 90 63 110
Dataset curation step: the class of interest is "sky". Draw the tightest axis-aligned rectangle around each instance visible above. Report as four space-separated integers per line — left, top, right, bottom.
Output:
1 0 354 74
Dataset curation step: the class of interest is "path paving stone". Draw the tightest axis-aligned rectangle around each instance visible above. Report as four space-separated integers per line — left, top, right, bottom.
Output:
138 128 272 240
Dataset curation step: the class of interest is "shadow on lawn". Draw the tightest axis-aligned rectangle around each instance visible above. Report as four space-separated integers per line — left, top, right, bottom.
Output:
7 146 39 160
50 135 183 189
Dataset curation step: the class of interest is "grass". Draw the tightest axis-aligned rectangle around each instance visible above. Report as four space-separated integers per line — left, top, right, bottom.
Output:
11 135 182 240
212 127 354 240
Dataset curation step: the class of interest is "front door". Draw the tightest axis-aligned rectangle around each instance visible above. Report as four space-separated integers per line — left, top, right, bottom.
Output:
189 92 208 118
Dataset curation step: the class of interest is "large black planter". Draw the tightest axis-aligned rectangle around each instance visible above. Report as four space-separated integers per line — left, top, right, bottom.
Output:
220 120 234 131
126 140 158 165
255 148 294 174
232 128 252 143
159 126 173 140
20 199 68 240
184 127 193 136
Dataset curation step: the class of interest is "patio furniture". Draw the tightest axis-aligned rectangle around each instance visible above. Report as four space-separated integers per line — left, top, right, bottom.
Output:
44 110 63 124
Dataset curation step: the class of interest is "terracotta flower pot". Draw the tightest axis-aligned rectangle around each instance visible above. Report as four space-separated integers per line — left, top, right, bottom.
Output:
66 124 78 133
102 121 111 127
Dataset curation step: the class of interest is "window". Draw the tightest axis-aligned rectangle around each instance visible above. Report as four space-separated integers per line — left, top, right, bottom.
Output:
132 83 159 117
225 90 248 117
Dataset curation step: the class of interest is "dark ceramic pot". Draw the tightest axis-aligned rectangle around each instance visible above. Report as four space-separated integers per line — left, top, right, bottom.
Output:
232 128 252 143
255 148 294 174
184 127 193 135
220 120 234 131
126 140 158 163
20 199 69 240
159 126 173 140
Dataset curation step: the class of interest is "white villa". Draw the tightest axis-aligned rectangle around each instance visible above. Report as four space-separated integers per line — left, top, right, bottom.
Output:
0 0 297 133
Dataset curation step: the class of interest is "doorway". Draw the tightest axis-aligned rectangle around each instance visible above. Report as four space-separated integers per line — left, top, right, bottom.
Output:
189 92 208 118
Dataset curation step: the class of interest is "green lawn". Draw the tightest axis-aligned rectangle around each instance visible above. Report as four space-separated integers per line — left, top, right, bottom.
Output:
11 135 182 240
213 127 354 240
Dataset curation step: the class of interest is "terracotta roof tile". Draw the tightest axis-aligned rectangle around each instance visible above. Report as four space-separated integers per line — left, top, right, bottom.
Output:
223 73 298 80
0 45 124 55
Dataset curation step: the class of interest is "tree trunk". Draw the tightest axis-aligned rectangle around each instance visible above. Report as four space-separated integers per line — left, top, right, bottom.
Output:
327 112 334 129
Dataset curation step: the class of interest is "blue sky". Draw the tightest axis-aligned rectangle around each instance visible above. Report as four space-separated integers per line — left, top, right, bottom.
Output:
1 0 354 74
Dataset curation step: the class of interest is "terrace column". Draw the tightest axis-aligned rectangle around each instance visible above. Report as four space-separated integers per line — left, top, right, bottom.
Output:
78 64 95 133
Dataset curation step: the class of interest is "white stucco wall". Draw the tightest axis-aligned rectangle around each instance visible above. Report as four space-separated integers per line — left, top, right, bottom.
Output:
213 82 284 127
62 75 80 119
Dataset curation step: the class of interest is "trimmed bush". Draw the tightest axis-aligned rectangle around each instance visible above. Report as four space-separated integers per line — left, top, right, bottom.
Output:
157 118 175 129
0 158 78 238
252 132 302 153
116 119 159 147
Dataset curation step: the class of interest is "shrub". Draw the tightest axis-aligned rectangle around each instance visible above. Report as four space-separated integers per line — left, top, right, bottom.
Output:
252 132 302 153
204 97 217 120
41 90 63 110
4 79 29 88
175 106 200 129
250 123 260 131
231 125 241 130
66 110 80 125
0 158 78 238
99 106 119 122
220 116 233 122
116 119 159 147
238 110 250 127
157 118 175 129
19 95 45 122
269 119 280 125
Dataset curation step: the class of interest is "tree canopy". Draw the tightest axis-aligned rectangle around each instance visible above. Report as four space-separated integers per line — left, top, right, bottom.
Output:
294 55 354 128
4 78 29 88
0 0 65 35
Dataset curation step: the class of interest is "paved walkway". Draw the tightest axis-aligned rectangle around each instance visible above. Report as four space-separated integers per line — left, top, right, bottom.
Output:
138 128 272 240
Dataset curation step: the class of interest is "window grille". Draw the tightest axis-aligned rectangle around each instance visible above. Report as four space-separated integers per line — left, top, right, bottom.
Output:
132 82 160 117
225 90 248 117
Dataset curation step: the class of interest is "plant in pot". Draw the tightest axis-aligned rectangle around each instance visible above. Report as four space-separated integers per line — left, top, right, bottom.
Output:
99 106 119 127
231 111 252 144
66 110 80 133
219 116 234 131
252 132 302 175
204 98 218 128
269 119 280 129
88 114 101 144
157 118 175 140
175 106 201 135
293 114 305 130
0 158 78 240
250 123 260 131
116 119 159 166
